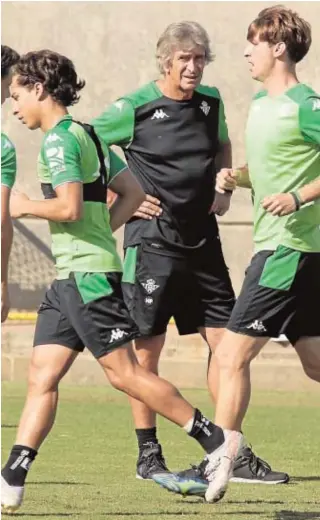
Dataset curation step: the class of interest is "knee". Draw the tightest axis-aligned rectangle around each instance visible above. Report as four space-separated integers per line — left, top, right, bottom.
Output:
107 364 137 393
28 360 60 394
215 343 250 372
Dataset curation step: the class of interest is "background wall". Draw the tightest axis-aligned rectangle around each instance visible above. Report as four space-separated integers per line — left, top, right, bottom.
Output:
2 1 320 297
2 1 320 389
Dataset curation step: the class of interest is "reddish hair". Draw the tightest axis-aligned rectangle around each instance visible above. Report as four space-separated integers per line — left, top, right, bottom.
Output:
247 5 312 63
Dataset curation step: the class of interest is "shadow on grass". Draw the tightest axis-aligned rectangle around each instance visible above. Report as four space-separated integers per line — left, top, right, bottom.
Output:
27 481 91 486
275 512 320 520
7 515 75 518
101 512 267 517
1 424 18 428
292 476 320 482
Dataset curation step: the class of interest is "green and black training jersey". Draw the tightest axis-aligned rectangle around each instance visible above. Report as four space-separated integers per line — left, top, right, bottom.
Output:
92 81 229 247
38 115 125 278
1 132 16 189
246 83 320 253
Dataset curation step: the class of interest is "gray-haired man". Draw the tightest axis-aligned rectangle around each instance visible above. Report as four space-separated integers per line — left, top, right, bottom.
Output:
92 21 288 489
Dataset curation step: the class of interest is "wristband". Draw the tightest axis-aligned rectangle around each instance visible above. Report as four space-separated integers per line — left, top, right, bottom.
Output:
290 191 303 211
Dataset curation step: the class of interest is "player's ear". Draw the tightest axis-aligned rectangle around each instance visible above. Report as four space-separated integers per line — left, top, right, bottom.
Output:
273 41 286 59
34 82 46 101
163 57 172 75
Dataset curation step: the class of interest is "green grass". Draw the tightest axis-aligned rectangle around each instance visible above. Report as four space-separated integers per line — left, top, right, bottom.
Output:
2 383 320 520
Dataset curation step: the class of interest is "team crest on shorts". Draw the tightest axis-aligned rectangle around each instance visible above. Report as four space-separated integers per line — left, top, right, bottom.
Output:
141 278 160 294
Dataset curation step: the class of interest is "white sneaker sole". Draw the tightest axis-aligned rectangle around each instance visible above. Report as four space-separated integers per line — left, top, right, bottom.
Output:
230 476 288 484
136 474 152 481
1 476 24 514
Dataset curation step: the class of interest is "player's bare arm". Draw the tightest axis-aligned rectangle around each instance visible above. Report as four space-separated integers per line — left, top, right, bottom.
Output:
262 177 320 217
210 139 233 216
216 165 251 193
1 185 13 322
108 168 145 232
10 182 83 221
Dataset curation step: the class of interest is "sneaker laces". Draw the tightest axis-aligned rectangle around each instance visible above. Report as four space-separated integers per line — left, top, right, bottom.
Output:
142 444 168 472
238 446 271 476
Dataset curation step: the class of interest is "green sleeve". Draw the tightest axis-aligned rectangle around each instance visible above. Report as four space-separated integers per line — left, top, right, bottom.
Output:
108 149 127 184
1 134 16 189
218 96 229 144
92 99 135 148
299 96 320 145
42 128 82 189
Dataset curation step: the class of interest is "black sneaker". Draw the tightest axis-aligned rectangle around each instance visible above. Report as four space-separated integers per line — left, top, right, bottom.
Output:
136 442 169 480
230 446 290 484
153 446 289 497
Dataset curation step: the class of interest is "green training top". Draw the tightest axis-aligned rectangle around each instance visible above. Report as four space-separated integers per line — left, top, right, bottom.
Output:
246 83 320 253
1 132 16 189
38 115 125 279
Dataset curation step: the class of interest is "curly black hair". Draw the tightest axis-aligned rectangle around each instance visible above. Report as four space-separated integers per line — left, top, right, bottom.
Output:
14 50 85 106
1 45 20 78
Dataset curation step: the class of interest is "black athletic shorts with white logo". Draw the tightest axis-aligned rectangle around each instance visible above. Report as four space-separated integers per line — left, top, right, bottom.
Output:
122 236 235 337
34 272 139 358
227 246 320 345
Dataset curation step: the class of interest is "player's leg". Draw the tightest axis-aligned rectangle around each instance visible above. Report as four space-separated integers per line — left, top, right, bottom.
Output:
294 337 320 383
156 249 295 501
1 281 82 514
71 270 242 503
292 252 320 383
122 244 178 478
129 334 168 479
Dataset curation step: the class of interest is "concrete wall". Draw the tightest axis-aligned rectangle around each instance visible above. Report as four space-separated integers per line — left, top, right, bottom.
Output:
2 2 320 295
2 1 320 217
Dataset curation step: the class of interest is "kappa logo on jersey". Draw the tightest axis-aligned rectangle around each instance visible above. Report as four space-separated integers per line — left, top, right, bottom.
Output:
114 100 125 112
141 278 160 294
45 146 65 175
151 109 169 120
246 320 267 332
312 99 320 111
45 133 63 144
200 101 210 116
109 328 129 343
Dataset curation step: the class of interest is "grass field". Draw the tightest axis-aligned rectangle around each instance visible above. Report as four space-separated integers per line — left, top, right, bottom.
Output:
2 383 320 520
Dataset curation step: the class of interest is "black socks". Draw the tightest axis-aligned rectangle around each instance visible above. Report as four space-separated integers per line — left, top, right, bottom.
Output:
188 409 225 454
135 427 158 455
2 445 38 487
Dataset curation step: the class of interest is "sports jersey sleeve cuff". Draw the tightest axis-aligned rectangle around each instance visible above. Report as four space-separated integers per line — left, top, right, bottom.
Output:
52 179 83 190
107 166 128 186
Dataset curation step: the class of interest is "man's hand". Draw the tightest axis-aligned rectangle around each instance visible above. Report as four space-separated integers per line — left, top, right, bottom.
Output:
133 194 162 220
262 193 298 216
1 282 10 323
216 168 237 194
10 191 30 219
210 191 231 216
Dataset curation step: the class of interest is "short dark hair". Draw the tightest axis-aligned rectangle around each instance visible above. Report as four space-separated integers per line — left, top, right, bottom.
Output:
1 45 20 78
247 5 312 63
13 50 85 106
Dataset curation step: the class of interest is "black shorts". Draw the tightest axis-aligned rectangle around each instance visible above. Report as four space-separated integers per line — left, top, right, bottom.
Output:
122 237 235 336
34 272 139 358
227 246 320 345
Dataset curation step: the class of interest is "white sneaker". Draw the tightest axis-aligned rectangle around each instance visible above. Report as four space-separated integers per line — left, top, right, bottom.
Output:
205 430 244 503
1 475 24 514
